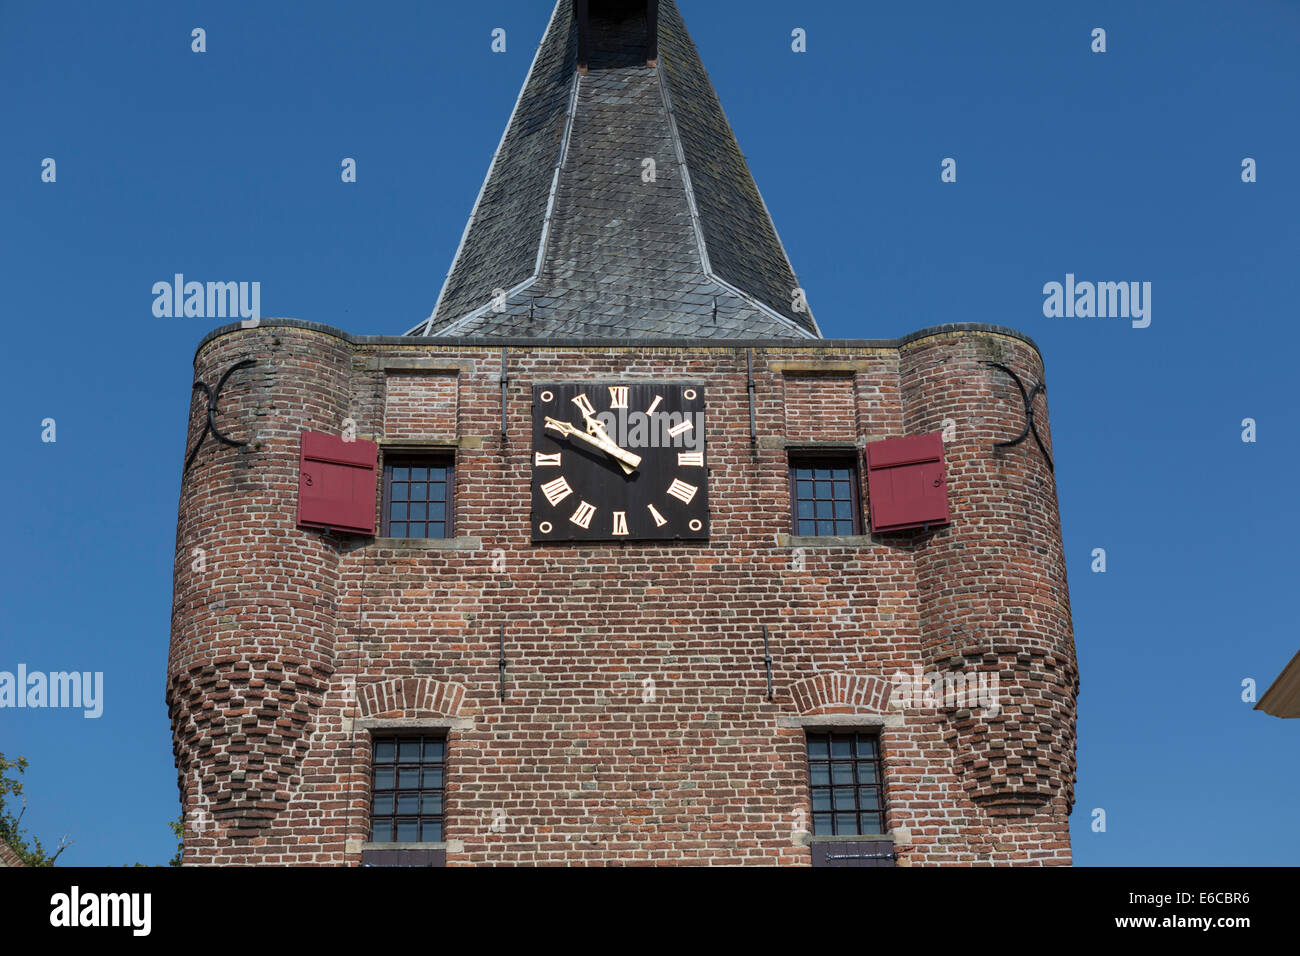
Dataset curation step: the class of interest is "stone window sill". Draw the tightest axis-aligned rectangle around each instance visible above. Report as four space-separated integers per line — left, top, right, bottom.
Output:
371 536 481 551
361 841 462 852
774 533 881 548
797 829 910 847
804 833 890 843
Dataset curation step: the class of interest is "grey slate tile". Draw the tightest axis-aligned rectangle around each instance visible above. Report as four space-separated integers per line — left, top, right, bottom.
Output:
419 0 817 341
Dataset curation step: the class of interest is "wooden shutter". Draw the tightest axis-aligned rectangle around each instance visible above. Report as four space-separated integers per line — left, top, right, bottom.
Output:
865 433 950 533
297 431 378 534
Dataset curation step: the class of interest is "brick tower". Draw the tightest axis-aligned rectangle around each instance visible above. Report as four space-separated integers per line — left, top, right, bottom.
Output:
169 0 1077 865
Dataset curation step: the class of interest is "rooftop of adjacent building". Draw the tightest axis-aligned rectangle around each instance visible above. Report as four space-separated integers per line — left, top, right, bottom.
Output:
1257 649 1300 719
0 842 26 867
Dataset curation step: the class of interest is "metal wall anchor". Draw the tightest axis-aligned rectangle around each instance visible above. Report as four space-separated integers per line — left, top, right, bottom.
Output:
184 358 257 473
983 361 1054 473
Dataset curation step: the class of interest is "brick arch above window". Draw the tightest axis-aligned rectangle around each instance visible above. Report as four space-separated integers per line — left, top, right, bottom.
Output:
789 673 892 717
358 678 467 720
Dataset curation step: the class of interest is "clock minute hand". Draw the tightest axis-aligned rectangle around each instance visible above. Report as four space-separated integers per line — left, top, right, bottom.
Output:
544 417 641 472
545 417 595 447
544 417 632 464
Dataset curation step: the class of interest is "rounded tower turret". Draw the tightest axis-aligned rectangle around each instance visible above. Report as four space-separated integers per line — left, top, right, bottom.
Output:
168 324 353 856
899 329 1078 820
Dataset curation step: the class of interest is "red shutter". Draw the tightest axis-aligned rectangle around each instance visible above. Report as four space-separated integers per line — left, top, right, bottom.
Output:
865 433 950 533
297 431 378 535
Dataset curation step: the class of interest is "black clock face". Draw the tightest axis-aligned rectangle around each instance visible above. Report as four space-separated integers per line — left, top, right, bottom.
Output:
530 383 709 542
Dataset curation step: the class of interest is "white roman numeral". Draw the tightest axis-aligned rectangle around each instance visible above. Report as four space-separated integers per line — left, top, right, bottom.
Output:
541 476 573 506
677 451 704 467
570 500 597 529
612 511 628 536
647 504 667 527
534 452 562 467
571 393 596 417
666 479 698 504
645 394 663 415
667 419 693 438
608 386 628 409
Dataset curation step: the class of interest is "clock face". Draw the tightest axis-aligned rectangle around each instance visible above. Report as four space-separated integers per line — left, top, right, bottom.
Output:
530 383 709 542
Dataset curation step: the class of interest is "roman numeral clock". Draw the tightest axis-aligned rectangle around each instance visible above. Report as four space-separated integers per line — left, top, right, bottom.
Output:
530 384 708 542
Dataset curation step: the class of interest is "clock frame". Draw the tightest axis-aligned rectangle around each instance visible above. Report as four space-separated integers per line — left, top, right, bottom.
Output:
529 383 709 542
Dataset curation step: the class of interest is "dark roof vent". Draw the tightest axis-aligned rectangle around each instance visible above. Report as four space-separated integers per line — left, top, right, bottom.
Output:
576 0 659 72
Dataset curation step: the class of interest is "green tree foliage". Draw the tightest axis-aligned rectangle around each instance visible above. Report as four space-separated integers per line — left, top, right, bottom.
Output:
0 752 70 866
168 817 184 867
124 818 185 867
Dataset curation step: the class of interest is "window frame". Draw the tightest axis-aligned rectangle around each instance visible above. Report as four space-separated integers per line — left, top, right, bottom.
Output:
787 450 863 537
380 451 455 539
367 732 448 846
805 729 888 837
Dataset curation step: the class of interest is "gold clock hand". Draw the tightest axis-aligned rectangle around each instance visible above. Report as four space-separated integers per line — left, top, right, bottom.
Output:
544 417 641 472
581 413 638 474
566 423 640 470
584 429 642 472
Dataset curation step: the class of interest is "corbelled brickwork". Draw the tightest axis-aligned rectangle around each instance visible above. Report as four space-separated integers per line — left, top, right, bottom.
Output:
168 319 1077 865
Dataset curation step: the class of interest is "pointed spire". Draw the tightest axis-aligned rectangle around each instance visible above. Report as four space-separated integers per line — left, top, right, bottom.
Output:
412 0 818 339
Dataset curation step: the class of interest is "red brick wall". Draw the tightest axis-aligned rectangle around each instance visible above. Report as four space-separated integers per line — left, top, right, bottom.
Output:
169 324 1077 865
783 373 856 441
383 372 459 441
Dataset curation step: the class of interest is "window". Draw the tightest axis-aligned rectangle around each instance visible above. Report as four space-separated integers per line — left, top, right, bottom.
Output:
789 455 861 537
382 455 453 539
807 731 886 836
369 735 446 843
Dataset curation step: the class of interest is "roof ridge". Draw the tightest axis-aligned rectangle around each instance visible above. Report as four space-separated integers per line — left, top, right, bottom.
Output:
653 57 818 339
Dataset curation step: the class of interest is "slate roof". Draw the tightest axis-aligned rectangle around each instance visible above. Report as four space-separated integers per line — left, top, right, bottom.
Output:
409 0 819 339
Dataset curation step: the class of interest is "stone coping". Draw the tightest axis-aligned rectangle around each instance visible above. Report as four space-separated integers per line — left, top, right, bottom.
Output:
194 318 1043 364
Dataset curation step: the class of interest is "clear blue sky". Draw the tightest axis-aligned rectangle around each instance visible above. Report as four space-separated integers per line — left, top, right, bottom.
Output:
1 0 1296 866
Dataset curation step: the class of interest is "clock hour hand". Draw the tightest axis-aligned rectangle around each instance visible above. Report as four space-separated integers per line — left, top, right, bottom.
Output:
544 417 642 473
579 415 642 473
